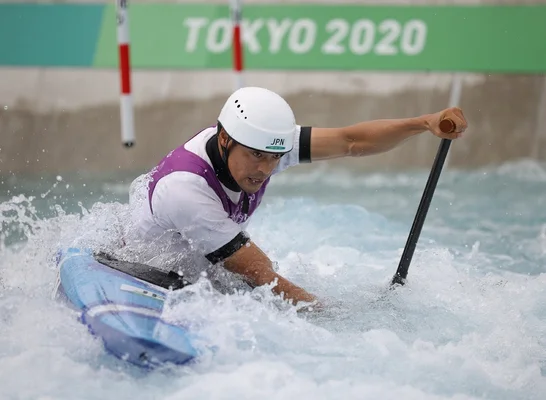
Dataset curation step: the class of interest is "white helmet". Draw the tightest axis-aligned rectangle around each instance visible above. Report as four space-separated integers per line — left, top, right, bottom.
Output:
217 87 296 153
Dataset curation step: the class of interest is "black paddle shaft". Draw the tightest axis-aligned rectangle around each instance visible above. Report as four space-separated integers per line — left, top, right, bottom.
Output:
391 128 454 286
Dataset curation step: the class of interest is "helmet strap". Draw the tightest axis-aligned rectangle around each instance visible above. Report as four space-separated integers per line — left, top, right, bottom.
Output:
220 136 231 166
217 134 244 193
220 135 249 214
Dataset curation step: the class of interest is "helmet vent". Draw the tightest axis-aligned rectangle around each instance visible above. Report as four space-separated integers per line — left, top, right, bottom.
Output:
234 99 247 118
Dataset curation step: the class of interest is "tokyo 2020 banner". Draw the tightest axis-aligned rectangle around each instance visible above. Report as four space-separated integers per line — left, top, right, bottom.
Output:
1 4 545 73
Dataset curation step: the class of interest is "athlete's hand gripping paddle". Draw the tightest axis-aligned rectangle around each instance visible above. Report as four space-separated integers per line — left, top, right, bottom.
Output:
391 118 456 287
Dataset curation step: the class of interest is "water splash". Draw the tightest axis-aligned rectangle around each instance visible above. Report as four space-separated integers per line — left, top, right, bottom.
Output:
1 160 545 399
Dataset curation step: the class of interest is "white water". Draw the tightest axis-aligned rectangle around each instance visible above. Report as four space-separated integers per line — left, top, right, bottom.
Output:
1 160 545 400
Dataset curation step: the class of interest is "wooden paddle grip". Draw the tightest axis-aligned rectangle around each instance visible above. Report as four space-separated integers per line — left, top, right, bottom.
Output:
439 118 455 134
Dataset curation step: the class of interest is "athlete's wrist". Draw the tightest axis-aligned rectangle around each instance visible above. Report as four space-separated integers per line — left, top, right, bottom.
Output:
409 115 431 135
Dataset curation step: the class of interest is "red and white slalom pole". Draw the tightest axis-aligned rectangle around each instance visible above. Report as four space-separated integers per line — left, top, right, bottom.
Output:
116 0 135 147
229 0 244 90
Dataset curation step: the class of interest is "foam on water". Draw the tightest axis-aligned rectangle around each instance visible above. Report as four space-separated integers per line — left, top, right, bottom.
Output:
1 159 545 400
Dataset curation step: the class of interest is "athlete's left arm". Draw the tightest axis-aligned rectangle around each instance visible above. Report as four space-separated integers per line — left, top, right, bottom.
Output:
309 107 468 161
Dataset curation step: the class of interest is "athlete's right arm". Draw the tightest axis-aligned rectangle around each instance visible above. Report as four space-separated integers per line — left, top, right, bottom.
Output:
222 241 318 305
151 172 318 306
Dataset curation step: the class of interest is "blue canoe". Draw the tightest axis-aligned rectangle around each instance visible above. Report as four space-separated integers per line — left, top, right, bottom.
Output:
53 247 199 368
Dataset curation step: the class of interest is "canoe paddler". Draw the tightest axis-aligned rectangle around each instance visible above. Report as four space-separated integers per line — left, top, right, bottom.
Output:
128 86 468 307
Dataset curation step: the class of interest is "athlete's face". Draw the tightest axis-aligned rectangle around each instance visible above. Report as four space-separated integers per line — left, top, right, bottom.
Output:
219 130 283 194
